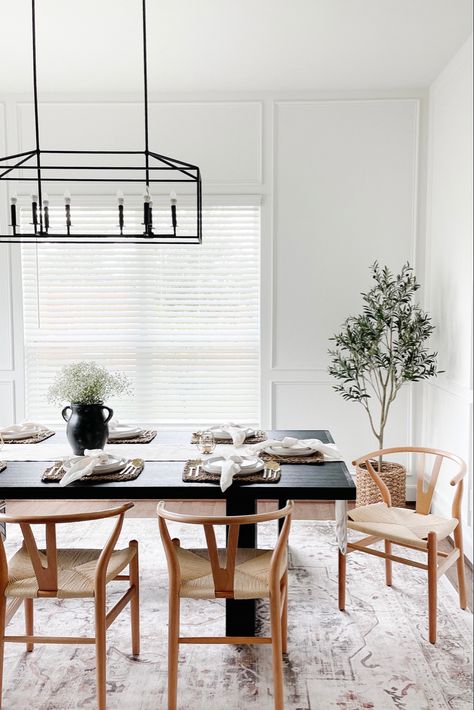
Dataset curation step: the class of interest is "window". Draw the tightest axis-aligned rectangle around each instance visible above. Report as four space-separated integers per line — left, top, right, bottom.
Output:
20 201 260 425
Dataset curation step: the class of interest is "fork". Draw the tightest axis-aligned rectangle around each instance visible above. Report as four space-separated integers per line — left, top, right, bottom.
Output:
264 461 280 481
119 458 144 478
190 460 202 478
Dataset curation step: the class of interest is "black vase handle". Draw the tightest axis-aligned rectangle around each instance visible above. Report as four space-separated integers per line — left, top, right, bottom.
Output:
102 406 114 423
61 406 72 422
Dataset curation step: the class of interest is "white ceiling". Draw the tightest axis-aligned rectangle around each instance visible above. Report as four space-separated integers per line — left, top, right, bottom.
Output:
0 0 472 94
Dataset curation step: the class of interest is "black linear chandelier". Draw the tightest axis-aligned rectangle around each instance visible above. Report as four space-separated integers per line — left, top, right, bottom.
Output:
0 0 202 245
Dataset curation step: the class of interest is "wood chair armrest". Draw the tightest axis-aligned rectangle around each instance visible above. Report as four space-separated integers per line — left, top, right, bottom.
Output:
352 458 392 507
450 464 467 486
451 478 464 520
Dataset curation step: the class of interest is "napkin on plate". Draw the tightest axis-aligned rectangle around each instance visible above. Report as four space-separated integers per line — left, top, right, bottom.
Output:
59 449 109 487
251 437 342 460
204 453 247 492
108 418 140 433
209 423 250 447
108 418 122 433
0 421 48 436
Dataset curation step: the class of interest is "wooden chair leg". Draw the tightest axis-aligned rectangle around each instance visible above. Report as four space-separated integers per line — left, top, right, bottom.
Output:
0 595 6 707
270 587 284 710
427 532 437 644
338 549 346 610
95 590 107 710
280 572 288 654
24 599 34 652
384 541 392 586
129 541 140 655
453 524 467 610
168 593 180 710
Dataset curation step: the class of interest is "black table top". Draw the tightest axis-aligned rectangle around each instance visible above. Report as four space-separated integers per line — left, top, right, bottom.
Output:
0 429 355 501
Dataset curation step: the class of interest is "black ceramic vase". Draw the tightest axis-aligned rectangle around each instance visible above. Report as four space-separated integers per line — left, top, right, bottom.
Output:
62 403 113 455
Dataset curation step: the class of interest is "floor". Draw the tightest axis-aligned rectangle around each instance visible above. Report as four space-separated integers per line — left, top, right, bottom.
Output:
1 516 472 709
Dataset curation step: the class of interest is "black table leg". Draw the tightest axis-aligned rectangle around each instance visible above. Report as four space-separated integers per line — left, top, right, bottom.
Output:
225 496 257 637
278 498 287 533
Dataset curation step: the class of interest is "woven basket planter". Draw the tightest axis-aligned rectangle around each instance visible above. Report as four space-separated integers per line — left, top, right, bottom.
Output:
355 461 406 508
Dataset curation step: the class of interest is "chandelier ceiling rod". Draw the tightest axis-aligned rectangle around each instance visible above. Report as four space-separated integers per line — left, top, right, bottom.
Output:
142 0 150 188
31 0 43 233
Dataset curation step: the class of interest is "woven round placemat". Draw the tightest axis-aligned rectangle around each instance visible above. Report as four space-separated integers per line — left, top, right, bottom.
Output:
3 429 56 445
182 459 281 485
190 430 267 445
259 450 324 465
41 461 144 484
107 429 157 445
355 461 406 507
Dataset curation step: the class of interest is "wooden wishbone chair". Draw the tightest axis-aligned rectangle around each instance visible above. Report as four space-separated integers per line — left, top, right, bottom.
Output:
157 500 294 710
0 502 140 709
339 447 467 643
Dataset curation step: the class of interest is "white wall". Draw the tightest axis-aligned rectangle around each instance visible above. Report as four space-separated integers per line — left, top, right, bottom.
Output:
1 91 421 470
416 36 473 559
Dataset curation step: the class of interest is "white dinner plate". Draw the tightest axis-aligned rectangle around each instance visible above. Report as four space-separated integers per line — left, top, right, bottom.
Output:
203 456 264 476
266 445 315 457
63 454 128 474
108 425 142 440
210 427 255 441
1 425 47 441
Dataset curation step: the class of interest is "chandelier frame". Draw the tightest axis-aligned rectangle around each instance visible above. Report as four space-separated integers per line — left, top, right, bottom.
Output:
0 0 203 245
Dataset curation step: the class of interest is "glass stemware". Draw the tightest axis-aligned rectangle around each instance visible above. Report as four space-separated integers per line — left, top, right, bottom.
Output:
196 431 216 455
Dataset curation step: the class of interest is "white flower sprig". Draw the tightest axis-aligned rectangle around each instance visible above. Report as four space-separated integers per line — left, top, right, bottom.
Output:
48 361 131 405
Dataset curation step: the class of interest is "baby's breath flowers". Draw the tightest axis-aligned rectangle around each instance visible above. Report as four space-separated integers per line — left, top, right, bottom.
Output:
48 361 131 405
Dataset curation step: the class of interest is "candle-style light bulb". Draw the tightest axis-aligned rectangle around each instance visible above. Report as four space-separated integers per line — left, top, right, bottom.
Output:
64 190 72 234
31 192 38 232
43 193 50 232
10 195 17 233
170 191 177 235
117 191 124 233
143 186 152 236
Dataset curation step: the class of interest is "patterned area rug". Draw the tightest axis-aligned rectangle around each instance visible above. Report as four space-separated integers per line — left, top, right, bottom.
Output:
1 519 472 709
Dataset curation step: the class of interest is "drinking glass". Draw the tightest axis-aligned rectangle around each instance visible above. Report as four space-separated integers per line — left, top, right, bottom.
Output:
196 431 216 455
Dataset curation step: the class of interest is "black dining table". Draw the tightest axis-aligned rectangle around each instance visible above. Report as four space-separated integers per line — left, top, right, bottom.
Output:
0 428 355 635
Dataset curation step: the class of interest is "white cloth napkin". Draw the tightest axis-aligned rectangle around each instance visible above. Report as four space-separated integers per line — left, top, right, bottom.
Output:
59 449 109 487
108 418 132 432
0 421 48 436
108 418 140 433
204 453 248 492
209 423 252 447
335 500 348 554
250 437 342 460
108 418 122 433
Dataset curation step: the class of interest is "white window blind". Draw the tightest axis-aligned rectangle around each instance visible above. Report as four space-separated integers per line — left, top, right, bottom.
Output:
20 202 260 425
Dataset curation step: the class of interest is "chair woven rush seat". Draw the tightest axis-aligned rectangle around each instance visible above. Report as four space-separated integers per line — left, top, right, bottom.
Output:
6 546 135 599
348 502 458 549
176 546 287 600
